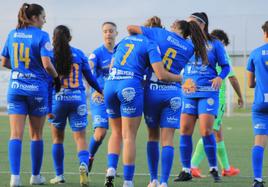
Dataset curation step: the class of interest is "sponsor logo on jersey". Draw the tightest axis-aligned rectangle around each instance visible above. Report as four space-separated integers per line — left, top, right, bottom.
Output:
35 97 44 102
106 109 115 115
11 81 39 91
14 32 32 38
122 107 136 114
254 123 266 130
7 103 15 110
184 103 196 109
38 106 47 113
149 83 178 91
167 36 187 50
144 115 154 123
12 71 37 79
262 50 268 55
93 115 108 124
45 42 53 51
56 94 81 101
74 121 87 128
77 104 87 116
206 108 214 112
207 98 215 106
264 93 268 103
170 97 181 111
122 87 136 102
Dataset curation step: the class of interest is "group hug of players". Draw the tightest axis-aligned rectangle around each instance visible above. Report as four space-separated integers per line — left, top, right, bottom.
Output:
1 2 268 187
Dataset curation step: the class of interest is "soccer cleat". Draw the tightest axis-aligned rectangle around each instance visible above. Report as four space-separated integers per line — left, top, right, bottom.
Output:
88 157 94 173
123 180 134 187
79 163 89 187
50 175 65 184
209 168 221 183
10 175 22 187
222 166 240 177
252 180 265 187
174 171 192 182
30 174 46 185
147 179 159 187
104 176 114 187
159 182 168 187
191 167 203 178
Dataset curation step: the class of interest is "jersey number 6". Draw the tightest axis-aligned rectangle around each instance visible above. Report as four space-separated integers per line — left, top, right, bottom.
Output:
163 48 177 71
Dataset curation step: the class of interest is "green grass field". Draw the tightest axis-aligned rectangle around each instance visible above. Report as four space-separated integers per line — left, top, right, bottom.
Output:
0 114 266 187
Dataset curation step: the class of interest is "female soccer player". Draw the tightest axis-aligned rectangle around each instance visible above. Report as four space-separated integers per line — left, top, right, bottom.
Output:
1 3 60 187
247 20 268 187
127 17 208 187
48 25 102 187
104 34 182 187
173 12 230 183
88 22 118 173
191 29 243 178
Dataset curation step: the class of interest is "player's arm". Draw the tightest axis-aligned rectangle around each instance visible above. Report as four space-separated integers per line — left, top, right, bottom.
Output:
1 56 11 69
41 57 58 78
247 71 255 88
228 75 244 107
127 25 142 35
151 62 182 83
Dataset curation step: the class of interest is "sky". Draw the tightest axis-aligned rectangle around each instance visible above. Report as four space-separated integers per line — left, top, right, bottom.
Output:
0 0 267 53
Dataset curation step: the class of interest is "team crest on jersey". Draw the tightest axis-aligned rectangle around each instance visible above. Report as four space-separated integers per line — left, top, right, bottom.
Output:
207 98 215 106
170 97 181 111
122 87 136 102
45 42 53 51
77 104 87 116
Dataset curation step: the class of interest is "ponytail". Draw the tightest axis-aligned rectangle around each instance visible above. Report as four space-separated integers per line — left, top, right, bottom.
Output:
176 20 208 65
17 3 44 29
144 16 163 28
53 25 73 77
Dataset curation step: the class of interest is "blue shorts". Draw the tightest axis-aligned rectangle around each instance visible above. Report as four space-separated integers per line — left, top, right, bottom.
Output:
90 91 108 129
7 94 48 116
49 91 88 132
104 79 143 118
182 95 219 116
252 111 268 135
144 84 181 129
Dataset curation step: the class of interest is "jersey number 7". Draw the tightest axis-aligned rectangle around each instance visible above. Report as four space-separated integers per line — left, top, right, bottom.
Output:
120 44 135 65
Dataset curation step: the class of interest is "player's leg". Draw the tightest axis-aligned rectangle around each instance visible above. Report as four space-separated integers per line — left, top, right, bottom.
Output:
198 96 220 182
174 98 197 182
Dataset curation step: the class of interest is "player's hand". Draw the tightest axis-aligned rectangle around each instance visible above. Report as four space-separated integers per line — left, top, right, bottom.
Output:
92 91 104 103
210 76 222 90
238 97 244 108
53 76 61 93
182 78 196 93
47 113 55 120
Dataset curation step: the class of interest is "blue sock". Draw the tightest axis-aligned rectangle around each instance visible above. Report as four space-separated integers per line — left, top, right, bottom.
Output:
180 135 193 169
160 146 174 184
78 150 89 166
107 153 119 169
123 165 135 181
52 143 64 176
31 140 44 175
147 141 159 181
9 139 22 175
202 134 217 167
252 145 264 179
88 137 102 158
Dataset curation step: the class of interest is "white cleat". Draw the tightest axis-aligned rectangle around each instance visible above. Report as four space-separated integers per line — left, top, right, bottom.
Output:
10 175 22 187
147 179 160 187
50 175 65 184
159 182 168 187
123 180 134 187
30 174 46 185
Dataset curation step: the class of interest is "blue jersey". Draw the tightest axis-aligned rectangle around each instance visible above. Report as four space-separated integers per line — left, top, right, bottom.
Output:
1 26 53 96
89 45 113 90
247 43 268 113
183 39 230 98
108 34 162 81
141 27 194 86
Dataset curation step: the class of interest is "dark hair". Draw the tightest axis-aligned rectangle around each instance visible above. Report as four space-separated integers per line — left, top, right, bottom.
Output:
262 21 268 33
211 29 230 46
102 22 117 28
191 12 215 41
53 25 73 77
144 16 163 28
17 3 44 29
175 20 208 65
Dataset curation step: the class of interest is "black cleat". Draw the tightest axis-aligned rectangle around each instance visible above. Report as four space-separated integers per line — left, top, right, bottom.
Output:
104 176 114 187
252 180 265 187
88 157 94 173
210 168 221 183
174 171 192 182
